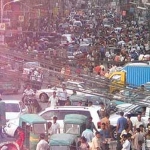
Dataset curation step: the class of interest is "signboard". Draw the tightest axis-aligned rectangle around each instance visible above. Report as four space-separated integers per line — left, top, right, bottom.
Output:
0 23 5 30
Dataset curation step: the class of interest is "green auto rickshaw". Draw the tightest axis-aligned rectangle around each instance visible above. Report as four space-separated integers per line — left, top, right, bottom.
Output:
19 114 48 150
49 114 87 150
63 114 87 136
49 133 78 150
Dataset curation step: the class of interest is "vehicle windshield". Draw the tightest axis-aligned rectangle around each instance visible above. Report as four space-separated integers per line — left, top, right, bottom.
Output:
110 74 121 82
79 83 85 88
5 103 20 112
65 124 80 135
51 146 69 150
116 104 136 113
33 123 46 134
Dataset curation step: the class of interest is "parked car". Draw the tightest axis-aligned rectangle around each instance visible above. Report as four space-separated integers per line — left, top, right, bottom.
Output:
35 86 84 102
4 106 100 137
35 81 92 102
2 100 28 122
39 106 100 133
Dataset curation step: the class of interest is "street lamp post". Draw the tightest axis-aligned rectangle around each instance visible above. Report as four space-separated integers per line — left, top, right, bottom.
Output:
1 0 20 23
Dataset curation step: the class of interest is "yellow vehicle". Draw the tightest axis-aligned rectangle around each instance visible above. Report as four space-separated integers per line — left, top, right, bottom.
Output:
108 65 150 93
108 71 125 93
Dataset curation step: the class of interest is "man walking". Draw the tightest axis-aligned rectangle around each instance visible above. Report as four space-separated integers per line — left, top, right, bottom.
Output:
36 133 49 150
57 84 67 106
47 91 58 107
116 111 128 150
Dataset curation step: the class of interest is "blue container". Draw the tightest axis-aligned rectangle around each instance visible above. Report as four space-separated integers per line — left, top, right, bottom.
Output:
123 66 150 87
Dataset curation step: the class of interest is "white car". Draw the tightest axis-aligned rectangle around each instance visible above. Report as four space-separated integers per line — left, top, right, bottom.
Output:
5 106 100 137
39 106 100 132
2 100 28 121
36 84 91 102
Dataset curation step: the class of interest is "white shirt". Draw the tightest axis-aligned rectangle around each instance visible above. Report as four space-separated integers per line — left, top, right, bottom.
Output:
23 89 35 96
49 122 60 135
133 119 145 128
49 95 58 107
57 89 67 101
36 139 49 150
122 139 130 150
37 73 43 82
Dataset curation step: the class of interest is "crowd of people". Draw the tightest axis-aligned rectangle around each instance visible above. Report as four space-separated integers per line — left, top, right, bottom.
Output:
3 2 149 81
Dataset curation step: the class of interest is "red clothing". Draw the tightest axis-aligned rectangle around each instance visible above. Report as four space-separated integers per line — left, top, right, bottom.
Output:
94 66 101 73
16 130 25 149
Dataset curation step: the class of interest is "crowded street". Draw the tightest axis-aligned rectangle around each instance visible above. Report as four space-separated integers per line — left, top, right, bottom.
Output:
0 0 150 150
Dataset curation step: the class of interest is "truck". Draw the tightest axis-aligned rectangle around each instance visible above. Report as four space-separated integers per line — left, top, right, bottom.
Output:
109 65 150 93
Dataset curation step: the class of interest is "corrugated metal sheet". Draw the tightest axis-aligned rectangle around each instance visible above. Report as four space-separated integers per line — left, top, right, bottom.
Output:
125 66 150 87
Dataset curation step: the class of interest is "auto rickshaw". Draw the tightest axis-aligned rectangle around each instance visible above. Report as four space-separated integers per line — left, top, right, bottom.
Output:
49 133 78 150
63 114 87 136
19 114 48 150
49 114 87 150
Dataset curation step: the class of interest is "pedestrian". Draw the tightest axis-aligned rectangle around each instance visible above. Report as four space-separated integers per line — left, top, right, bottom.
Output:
65 97 71 106
36 133 49 150
116 111 128 150
78 136 90 150
47 91 58 107
133 114 145 132
86 116 98 132
23 84 35 97
100 113 110 130
126 114 133 131
82 124 94 142
47 122 52 139
121 134 131 150
145 126 150 140
132 128 144 150
120 124 133 143
48 116 60 135
99 123 111 150
147 118 150 128
139 124 146 150
57 84 68 106
88 101 94 107
72 89 77 95
99 102 107 119
91 131 101 150
15 127 25 150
